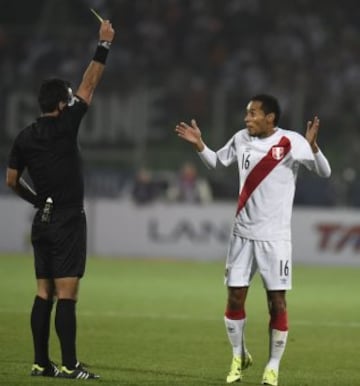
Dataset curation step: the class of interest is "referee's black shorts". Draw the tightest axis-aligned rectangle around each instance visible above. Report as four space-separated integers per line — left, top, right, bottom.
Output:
31 207 87 279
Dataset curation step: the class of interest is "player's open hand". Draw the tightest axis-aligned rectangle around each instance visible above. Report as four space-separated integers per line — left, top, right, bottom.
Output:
175 119 204 151
305 116 319 153
99 20 115 43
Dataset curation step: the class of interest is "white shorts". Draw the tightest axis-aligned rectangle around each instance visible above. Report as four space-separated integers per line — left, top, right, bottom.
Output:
224 235 292 290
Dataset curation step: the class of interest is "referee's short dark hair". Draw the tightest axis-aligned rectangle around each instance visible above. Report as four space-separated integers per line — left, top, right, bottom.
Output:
250 94 281 126
38 78 71 113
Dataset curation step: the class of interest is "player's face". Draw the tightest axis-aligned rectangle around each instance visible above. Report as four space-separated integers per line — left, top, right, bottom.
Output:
244 101 275 138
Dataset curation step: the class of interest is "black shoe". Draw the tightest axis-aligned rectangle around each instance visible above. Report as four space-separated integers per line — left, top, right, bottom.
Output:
31 361 61 377
60 362 100 380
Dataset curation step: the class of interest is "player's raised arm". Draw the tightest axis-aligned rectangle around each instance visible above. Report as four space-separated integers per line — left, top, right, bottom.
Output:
305 116 320 153
75 20 115 105
305 116 331 177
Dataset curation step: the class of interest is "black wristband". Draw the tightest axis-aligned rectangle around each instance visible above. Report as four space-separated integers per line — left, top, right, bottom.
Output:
93 42 111 64
99 40 111 49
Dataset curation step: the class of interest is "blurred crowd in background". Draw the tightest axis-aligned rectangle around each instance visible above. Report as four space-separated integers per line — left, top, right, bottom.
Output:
0 0 360 206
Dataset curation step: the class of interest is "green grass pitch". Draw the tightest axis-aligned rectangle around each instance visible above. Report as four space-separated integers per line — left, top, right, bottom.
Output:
0 254 359 386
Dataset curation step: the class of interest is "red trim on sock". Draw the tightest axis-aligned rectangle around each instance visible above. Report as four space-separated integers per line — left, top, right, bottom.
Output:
270 311 288 331
225 309 246 320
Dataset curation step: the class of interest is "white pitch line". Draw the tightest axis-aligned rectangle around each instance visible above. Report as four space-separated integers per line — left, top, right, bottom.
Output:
1 309 360 328
292 319 360 328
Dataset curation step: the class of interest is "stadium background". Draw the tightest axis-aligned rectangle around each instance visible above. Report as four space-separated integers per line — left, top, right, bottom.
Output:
2 0 360 262
0 2 360 386
0 0 359 206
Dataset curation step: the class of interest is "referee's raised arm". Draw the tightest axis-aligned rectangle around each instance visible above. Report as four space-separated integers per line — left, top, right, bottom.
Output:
75 20 115 105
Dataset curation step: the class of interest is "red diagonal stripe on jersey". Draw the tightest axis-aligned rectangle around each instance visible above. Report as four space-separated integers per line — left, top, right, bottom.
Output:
236 136 291 215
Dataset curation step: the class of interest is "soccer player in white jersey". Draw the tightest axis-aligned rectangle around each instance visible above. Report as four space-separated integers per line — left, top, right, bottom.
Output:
175 94 331 386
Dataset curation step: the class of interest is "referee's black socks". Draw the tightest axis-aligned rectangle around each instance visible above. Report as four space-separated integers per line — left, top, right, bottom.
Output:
55 299 77 369
31 296 54 367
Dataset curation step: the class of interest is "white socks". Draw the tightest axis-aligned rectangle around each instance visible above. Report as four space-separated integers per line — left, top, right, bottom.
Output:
266 328 288 371
224 316 288 372
224 316 247 357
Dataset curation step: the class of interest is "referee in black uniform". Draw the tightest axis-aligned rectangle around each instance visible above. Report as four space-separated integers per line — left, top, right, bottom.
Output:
6 19 114 380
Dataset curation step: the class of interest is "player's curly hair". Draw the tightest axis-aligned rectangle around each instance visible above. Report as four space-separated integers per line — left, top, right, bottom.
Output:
250 94 281 126
38 78 71 113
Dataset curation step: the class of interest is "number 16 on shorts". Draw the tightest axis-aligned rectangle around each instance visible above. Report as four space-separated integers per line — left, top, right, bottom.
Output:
280 260 289 277
278 259 291 288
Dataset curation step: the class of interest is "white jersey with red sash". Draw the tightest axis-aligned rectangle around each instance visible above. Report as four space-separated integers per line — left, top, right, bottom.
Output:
214 127 321 241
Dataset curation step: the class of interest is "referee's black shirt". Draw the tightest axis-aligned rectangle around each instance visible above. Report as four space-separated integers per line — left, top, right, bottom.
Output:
8 96 88 209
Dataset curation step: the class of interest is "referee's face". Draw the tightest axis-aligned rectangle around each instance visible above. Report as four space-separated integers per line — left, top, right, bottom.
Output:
244 101 275 138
